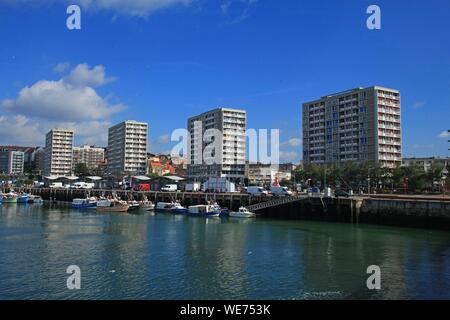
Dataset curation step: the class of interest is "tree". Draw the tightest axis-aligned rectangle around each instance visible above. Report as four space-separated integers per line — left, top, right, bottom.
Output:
74 163 89 177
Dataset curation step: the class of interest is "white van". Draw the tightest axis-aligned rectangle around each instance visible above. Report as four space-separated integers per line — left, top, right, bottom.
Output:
161 184 178 192
271 186 292 196
49 182 63 189
246 186 269 196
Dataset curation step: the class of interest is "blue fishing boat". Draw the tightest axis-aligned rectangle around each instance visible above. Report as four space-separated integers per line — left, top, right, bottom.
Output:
72 198 97 209
188 204 221 217
171 202 188 214
17 194 30 203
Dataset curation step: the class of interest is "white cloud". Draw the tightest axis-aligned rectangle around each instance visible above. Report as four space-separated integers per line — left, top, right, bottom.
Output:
438 131 450 138
0 115 44 146
279 151 298 162
2 64 124 122
288 138 302 147
64 63 115 87
53 61 71 74
221 0 258 23
0 63 124 146
412 101 425 110
0 0 194 17
155 134 171 144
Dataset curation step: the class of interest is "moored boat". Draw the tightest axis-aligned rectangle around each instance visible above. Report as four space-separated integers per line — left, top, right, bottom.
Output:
127 200 141 212
31 195 44 204
17 194 30 203
139 197 155 211
171 202 188 214
229 207 256 218
72 197 97 209
140 201 155 211
188 204 220 217
96 199 129 213
2 193 18 204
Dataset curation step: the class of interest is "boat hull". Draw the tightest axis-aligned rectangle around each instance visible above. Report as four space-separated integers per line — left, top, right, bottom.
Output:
96 205 129 213
229 212 256 218
17 196 30 203
72 203 96 209
2 198 17 204
171 208 188 215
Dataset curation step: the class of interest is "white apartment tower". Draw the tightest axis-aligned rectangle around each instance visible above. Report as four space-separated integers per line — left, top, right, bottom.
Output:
44 128 74 176
187 108 246 182
0 150 24 175
107 120 148 175
303 86 402 168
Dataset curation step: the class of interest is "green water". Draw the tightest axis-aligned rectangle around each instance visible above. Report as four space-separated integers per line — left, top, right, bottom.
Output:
0 203 449 300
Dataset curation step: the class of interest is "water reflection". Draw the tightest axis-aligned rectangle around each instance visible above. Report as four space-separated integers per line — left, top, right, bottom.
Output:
0 204 449 299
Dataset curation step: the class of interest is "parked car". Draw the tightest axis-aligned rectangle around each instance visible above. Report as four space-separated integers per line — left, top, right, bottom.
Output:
335 190 350 198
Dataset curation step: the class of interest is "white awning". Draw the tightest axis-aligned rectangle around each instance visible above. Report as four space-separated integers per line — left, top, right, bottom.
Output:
132 175 151 181
163 176 185 181
44 176 60 180
86 176 102 181
65 176 79 180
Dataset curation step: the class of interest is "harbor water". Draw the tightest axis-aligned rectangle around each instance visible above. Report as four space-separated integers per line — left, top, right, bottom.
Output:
0 203 450 300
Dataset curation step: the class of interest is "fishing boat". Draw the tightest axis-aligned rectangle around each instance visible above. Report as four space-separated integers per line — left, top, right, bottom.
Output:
209 201 227 216
188 204 220 217
2 193 17 204
139 198 155 211
127 200 141 212
171 202 188 214
31 195 44 204
229 207 256 218
17 193 30 203
72 197 97 209
155 201 187 214
96 199 129 213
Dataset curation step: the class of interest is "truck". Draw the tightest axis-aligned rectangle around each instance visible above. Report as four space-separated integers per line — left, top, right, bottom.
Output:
185 182 201 192
270 186 292 196
247 186 269 196
161 184 178 192
202 177 236 193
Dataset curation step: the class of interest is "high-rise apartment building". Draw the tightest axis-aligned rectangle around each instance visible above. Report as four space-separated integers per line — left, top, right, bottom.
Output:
0 150 24 175
187 108 246 182
73 145 105 170
44 129 74 176
303 86 402 168
107 121 148 175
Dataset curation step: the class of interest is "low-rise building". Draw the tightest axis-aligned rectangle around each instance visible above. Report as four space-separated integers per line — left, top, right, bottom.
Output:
246 162 293 186
73 145 105 170
402 157 450 172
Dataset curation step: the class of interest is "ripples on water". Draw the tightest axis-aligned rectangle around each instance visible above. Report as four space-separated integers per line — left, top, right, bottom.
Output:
0 203 449 300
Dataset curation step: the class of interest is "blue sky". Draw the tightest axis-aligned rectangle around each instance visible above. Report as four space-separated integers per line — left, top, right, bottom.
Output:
0 0 449 162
